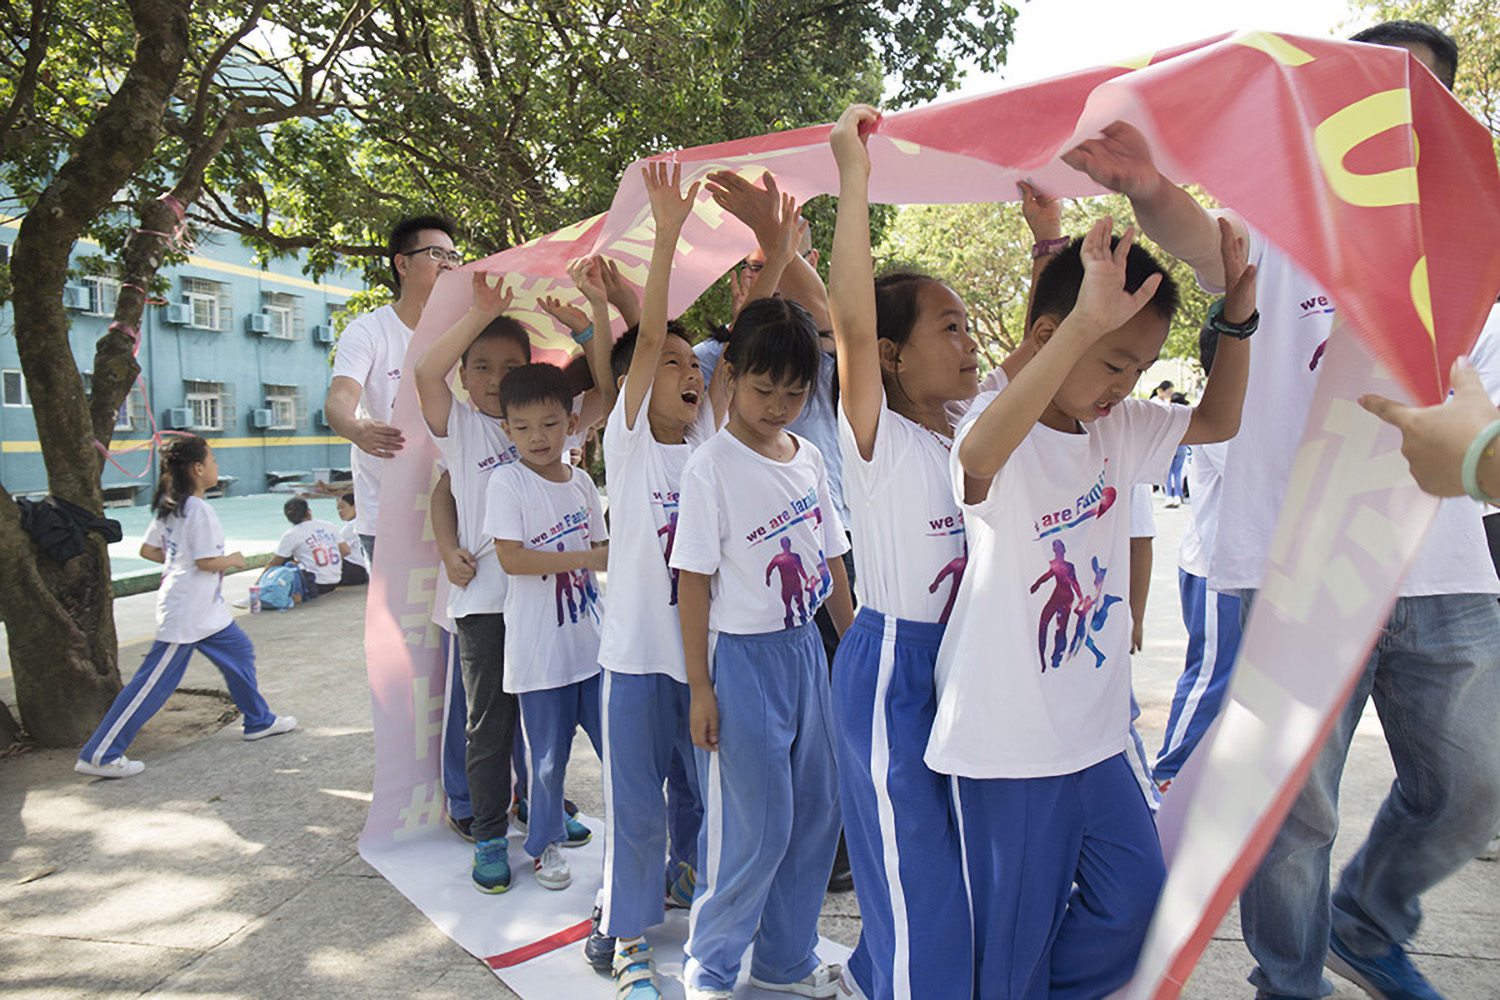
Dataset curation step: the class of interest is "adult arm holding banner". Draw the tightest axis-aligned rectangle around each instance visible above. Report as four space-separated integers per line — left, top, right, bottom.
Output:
1362 355 1500 499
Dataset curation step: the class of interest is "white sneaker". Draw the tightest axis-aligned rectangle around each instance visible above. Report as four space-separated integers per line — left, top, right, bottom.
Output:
750 961 843 998
75 756 145 778
244 714 297 741
533 843 571 890
684 987 734 1000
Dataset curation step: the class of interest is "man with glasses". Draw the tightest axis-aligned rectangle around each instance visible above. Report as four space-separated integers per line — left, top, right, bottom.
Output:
326 215 461 559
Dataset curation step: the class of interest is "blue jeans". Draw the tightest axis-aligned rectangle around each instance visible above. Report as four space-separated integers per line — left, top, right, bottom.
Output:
1240 592 1500 998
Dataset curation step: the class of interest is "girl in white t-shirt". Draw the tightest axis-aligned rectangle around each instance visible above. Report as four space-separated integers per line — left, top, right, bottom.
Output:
671 297 854 1000
823 103 981 1000
77 436 295 778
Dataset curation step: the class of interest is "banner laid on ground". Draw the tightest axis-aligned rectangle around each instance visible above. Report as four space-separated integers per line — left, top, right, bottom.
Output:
359 31 1500 997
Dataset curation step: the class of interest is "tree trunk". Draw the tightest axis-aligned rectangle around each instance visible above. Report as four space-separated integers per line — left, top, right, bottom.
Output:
0 0 191 748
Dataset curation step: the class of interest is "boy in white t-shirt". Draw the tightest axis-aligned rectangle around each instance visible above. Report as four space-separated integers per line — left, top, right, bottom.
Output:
930 218 1252 998
333 493 368 586
557 165 717 996
485 362 608 893
413 272 530 893
262 498 344 597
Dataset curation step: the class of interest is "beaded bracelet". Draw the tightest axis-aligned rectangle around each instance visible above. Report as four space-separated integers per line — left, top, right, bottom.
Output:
1461 418 1500 504
1031 237 1070 260
571 323 594 345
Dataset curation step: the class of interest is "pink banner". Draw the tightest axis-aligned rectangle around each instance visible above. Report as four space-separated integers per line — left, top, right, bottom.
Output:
356 31 1500 995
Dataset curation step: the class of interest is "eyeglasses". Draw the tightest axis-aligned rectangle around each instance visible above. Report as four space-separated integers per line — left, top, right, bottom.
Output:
402 245 464 266
741 250 812 275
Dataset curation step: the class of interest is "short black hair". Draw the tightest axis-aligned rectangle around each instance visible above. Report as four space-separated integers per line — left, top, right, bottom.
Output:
462 315 531 367
1351 20 1458 90
500 362 573 417
387 214 456 290
283 498 310 524
1027 235 1180 331
610 321 694 383
723 297 820 388
339 492 355 507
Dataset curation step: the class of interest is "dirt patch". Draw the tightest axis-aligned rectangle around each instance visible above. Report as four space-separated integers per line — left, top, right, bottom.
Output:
1 687 236 762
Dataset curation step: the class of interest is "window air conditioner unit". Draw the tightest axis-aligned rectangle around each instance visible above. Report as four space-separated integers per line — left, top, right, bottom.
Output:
62 283 90 310
246 313 273 335
165 303 191 325
314 408 331 429
250 407 276 429
165 407 193 429
312 324 335 345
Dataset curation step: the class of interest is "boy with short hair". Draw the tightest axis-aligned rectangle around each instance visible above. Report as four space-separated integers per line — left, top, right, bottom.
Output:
572 163 716 998
486 362 609 892
930 218 1251 998
263 498 344 597
414 273 531 893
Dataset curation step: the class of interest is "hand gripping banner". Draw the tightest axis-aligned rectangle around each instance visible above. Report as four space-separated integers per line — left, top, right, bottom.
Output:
359 31 1500 995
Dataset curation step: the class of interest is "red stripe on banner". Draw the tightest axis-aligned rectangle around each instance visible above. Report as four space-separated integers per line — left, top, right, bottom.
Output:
484 918 594 969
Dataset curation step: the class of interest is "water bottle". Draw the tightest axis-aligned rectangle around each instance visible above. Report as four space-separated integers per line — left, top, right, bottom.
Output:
248 585 262 614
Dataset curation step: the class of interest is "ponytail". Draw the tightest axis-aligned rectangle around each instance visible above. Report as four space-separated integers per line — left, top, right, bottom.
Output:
150 434 209 519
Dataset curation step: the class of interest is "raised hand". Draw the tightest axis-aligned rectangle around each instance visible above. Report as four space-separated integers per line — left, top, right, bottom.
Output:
830 103 879 175
1061 121 1164 202
1072 216 1162 336
471 271 513 315
705 168 781 248
565 255 607 305
768 190 801 262
539 294 590 334
597 257 639 325
643 160 700 234
1218 217 1258 325
1018 180 1063 241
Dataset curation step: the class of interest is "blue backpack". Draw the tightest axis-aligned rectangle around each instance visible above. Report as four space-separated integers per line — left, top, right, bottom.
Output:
258 565 303 610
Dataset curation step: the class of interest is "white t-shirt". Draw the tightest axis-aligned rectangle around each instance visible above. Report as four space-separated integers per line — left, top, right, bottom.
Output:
275 518 343 585
330 304 413 536
598 385 716 680
838 397 967 623
926 394 1190 779
337 520 366 569
434 398 519 618
1205 235 1499 597
1130 482 1156 539
1178 442 1226 579
146 496 234 644
671 430 850 636
484 463 607 693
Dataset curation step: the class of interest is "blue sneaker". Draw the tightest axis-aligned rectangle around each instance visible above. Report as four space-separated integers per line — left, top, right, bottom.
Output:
665 862 696 909
612 939 662 999
1326 932 1444 1000
472 838 512 894
563 812 592 847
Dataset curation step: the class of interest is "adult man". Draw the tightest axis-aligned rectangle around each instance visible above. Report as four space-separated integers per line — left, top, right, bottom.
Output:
1065 21 1500 1000
326 215 461 559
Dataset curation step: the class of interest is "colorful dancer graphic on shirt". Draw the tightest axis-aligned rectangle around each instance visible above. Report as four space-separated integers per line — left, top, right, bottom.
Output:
554 541 579 625
1030 539 1082 672
658 511 680 606
928 539 969 625
1068 556 1122 668
765 536 812 629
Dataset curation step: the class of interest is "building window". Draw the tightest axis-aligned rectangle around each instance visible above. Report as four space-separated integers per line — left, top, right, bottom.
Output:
84 273 121 317
261 291 303 340
262 383 304 431
182 276 231 331
185 380 227 431
82 372 146 431
2 369 28 407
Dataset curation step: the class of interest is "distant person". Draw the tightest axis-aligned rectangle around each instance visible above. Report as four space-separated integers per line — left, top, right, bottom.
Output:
260 498 344 598
334 493 368 586
325 214 460 561
76 436 295 778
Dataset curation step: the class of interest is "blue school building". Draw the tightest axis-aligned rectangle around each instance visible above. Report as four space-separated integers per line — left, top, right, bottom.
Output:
1 221 368 506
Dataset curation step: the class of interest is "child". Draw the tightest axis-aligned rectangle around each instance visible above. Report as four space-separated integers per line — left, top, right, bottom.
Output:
485 362 608 892
567 163 721 997
413 275 531 892
672 295 855 1000
823 103 979 1000
930 218 1250 998
76 435 296 777
334 493 368 586
261 498 344 598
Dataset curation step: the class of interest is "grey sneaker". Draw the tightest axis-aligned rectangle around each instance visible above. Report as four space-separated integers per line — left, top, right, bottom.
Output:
533 843 571 890
75 756 145 778
244 715 297 741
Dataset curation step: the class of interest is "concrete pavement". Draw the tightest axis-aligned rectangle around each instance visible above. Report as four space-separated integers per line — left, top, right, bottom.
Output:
2 494 1497 998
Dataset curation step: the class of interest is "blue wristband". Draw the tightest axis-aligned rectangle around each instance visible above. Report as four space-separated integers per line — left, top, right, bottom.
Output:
1461 418 1500 504
571 323 594 345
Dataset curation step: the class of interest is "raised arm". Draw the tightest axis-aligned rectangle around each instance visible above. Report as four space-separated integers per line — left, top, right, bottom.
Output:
827 103 886 460
599 257 641 330
624 161 702 430
1063 121 1240 288
1182 218 1256 446
958 218 1163 501
414 272 513 438
542 258 616 418
706 169 830 329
